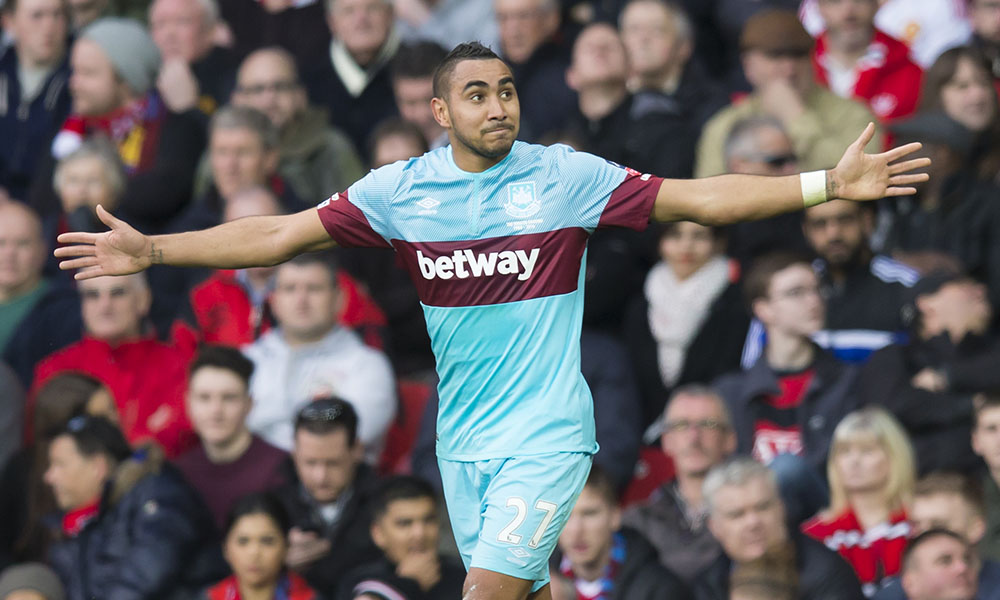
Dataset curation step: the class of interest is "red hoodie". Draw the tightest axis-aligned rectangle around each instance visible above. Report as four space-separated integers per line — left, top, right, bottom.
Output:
813 29 923 123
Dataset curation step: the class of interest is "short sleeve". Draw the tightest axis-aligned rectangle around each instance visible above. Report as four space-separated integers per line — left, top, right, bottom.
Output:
551 145 662 232
315 191 391 248
315 162 406 248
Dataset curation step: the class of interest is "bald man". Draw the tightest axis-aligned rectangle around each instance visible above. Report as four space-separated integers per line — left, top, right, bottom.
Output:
0 202 81 387
231 47 362 203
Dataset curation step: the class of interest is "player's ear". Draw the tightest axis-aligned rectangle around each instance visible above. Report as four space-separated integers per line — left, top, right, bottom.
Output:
431 97 451 129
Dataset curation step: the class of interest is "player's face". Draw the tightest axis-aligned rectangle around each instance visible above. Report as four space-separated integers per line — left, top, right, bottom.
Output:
269 263 340 342
224 513 288 589
902 537 978 600
293 428 359 503
659 222 719 281
661 394 735 477
817 0 876 49
911 493 983 542
973 406 1000 470
756 264 825 337
186 366 251 448
371 497 440 564
708 477 787 562
78 275 150 342
434 59 520 167
803 200 869 268
44 435 108 511
833 435 890 495
558 487 620 570
940 56 997 133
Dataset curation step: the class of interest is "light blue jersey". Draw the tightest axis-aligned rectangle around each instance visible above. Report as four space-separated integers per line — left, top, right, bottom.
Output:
317 141 660 461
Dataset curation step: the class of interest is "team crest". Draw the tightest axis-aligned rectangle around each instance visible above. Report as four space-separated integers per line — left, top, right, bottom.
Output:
504 181 540 219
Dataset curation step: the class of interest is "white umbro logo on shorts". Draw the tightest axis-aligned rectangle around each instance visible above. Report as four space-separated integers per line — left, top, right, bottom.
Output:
416 197 440 215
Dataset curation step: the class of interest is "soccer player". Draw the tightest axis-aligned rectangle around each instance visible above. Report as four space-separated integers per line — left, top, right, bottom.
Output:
55 42 929 600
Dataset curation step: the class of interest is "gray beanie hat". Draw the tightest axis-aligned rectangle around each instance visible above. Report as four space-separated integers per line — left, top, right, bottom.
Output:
80 17 161 95
0 563 65 600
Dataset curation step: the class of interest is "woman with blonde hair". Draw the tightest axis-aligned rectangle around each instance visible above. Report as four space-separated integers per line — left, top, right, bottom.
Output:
802 407 916 597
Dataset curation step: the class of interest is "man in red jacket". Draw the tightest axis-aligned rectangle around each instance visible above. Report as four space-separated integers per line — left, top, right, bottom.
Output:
811 0 922 124
32 273 195 456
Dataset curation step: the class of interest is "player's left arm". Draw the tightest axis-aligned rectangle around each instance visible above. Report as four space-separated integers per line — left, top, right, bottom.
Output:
651 123 930 224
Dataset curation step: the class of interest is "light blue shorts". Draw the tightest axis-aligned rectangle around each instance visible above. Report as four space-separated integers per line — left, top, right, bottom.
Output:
438 452 593 592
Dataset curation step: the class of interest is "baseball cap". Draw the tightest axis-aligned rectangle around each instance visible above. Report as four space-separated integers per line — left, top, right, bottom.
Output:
740 10 815 55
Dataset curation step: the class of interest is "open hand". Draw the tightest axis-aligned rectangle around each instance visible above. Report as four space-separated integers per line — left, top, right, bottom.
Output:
830 123 931 201
54 205 153 279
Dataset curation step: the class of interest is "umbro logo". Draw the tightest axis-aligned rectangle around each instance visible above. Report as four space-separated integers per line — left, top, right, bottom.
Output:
416 197 440 215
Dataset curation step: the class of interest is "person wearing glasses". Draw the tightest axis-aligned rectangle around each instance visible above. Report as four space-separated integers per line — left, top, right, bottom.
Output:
272 397 382 597
714 251 862 525
622 385 736 584
53 39 930 600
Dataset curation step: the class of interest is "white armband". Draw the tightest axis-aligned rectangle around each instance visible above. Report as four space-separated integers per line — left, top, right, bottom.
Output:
800 170 828 208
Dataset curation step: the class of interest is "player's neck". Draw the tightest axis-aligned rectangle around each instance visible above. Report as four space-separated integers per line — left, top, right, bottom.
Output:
765 332 815 371
450 144 509 173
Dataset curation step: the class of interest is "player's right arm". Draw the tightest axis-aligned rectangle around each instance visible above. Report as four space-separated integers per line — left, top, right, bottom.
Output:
55 204 334 280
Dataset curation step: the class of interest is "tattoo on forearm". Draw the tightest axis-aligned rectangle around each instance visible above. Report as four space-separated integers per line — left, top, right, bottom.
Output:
149 244 164 265
825 170 838 199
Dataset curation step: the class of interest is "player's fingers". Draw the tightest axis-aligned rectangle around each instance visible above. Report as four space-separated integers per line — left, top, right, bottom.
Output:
59 256 100 271
852 122 876 150
53 244 97 258
884 186 918 197
888 157 932 175
96 204 124 229
880 142 923 162
888 173 929 186
74 265 106 280
56 231 100 245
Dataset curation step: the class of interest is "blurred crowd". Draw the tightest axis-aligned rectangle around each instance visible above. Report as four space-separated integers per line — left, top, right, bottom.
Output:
2 0 1000 598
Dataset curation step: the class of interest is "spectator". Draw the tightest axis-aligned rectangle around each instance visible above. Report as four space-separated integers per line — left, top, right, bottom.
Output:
0 374 117 571
303 0 400 153
618 0 727 129
65 0 106 30
273 397 382 597
390 41 447 149
714 252 861 523
0 363 21 471
173 345 287 533
973 393 1000 562
970 0 1000 87
811 0 922 125
920 47 1000 184
45 416 212 600
32 273 196 457
694 9 877 178
565 22 697 178
494 0 576 140
0 563 65 600
693 457 865 600
556 465 691 600
245 253 396 458
393 0 499 52
803 199 917 359
899 529 978 600
622 385 735 583
623 224 745 421
729 556 798 600
0 0 71 202
149 0 237 116
217 0 330 72
369 117 428 167
202 492 320 600
231 47 364 202
720 116 810 267
0 202 80 388
30 18 206 232
858 271 1000 474
49 138 127 241
802 407 916 596
339 475 465 599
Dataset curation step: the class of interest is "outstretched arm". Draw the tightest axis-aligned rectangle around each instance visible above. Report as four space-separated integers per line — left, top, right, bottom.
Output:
653 123 930 224
55 205 335 280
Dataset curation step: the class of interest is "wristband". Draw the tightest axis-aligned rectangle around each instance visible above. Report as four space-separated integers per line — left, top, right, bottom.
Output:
800 170 828 208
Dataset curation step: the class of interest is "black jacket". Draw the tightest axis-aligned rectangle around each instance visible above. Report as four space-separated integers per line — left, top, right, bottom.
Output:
713 348 861 473
815 255 913 333
693 533 865 600
858 332 1000 474
336 555 465 600
2 279 82 388
274 462 383 597
48 446 217 600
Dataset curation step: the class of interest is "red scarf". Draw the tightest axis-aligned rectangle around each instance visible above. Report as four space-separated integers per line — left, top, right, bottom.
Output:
52 93 165 173
62 499 100 537
205 573 316 600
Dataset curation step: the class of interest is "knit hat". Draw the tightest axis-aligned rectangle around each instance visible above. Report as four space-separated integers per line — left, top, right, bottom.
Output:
740 9 815 55
0 563 66 600
79 18 161 95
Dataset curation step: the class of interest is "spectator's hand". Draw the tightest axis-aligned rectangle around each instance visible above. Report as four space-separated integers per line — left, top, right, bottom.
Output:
213 21 234 48
286 527 332 569
55 205 153 279
758 78 805 123
912 368 948 392
396 548 440 592
157 59 200 113
828 123 930 202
